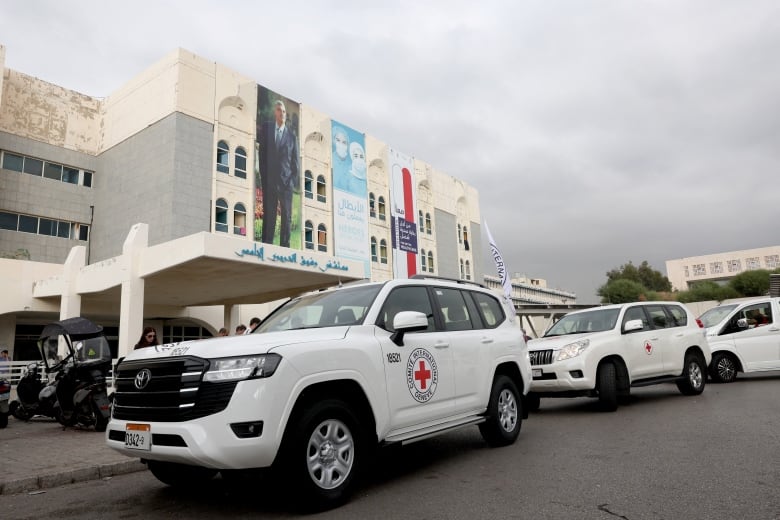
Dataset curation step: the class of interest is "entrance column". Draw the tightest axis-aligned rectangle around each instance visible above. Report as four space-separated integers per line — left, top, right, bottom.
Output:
59 245 86 320
118 224 148 358
224 304 240 335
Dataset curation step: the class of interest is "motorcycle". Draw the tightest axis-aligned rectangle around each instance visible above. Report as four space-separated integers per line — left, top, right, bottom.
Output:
9 362 60 421
0 377 10 428
38 317 113 432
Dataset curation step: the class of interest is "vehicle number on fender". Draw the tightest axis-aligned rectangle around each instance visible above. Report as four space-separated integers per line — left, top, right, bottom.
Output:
386 352 401 363
125 423 151 451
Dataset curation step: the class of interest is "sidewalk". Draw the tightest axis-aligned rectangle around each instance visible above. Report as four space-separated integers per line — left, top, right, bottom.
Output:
0 417 146 495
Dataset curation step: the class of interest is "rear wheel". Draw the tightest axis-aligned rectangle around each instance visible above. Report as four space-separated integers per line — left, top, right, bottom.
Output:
148 461 218 487
597 362 618 412
677 353 706 395
0 412 8 429
479 375 522 446
709 352 738 383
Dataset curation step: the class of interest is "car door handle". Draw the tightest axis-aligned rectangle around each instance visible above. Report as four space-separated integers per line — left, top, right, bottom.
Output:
434 342 450 349
674 333 684 337
481 337 494 344
651 337 659 341
769 327 780 332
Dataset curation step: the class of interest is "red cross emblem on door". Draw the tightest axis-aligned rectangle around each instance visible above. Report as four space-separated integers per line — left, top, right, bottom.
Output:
644 340 653 355
414 360 431 390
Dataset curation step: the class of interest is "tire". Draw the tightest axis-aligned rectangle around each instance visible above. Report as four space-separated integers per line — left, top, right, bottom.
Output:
597 362 618 412
10 401 29 421
709 352 738 383
93 402 108 432
677 353 706 395
0 412 8 429
479 375 522 447
526 392 541 412
148 461 218 487
277 399 363 510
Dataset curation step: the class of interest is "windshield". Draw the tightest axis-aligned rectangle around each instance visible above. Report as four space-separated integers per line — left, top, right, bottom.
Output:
257 284 382 333
545 308 620 336
698 304 738 328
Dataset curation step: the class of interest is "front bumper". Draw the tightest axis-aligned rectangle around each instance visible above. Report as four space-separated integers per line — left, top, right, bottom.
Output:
529 356 597 394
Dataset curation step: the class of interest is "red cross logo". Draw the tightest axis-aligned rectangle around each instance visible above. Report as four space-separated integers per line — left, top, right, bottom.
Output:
414 360 431 390
644 341 653 354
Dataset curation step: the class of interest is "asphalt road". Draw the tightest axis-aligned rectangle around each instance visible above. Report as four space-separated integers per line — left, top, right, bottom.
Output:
3 374 779 520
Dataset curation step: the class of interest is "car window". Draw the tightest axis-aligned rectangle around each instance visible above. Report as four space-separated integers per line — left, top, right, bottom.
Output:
377 286 435 332
472 292 505 329
698 304 737 328
433 288 475 331
545 308 620 336
666 305 688 327
720 302 773 335
646 305 672 329
622 306 650 332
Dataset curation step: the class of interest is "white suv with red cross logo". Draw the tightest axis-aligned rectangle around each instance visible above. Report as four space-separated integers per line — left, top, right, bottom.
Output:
106 276 531 510
526 302 710 412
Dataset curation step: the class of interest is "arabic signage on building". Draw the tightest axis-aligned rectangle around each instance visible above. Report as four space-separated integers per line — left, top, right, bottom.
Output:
234 243 349 273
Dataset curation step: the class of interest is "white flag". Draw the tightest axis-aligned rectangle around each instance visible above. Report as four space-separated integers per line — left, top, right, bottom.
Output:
485 221 515 320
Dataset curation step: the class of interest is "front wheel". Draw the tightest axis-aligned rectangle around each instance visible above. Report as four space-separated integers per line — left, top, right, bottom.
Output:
709 352 738 383
597 362 618 412
278 399 363 510
677 353 706 395
479 375 522 447
148 461 218 487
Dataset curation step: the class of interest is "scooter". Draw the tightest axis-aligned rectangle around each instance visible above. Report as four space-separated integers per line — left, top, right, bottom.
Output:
38 317 113 432
9 362 60 421
0 377 10 428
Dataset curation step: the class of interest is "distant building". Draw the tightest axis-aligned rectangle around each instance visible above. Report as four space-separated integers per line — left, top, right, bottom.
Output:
665 245 780 291
483 274 576 305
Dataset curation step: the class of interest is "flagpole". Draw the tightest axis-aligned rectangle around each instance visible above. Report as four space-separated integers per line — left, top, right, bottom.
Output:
484 221 516 322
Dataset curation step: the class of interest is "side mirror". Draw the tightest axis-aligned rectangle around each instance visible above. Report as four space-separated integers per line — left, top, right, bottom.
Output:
736 318 748 329
623 319 644 333
390 311 429 346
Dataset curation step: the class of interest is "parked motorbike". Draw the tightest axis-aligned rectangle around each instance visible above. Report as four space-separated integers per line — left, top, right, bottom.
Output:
9 362 60 421
0 377 10 428
38 317 112 432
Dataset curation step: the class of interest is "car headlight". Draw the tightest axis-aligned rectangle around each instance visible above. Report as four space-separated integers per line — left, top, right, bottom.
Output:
556 339 590 362
203 354 282 382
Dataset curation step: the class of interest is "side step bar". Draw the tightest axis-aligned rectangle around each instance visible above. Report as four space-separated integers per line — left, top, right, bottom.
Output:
383 416 486 446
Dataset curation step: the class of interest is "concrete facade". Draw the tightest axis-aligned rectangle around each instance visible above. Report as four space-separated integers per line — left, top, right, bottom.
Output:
665 245 780 291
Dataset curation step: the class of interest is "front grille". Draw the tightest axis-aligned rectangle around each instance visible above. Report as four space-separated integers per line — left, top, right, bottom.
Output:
529 349 554 366
112 356 237 422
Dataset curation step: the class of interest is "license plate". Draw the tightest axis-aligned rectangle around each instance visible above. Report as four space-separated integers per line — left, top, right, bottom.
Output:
125 423 151 451
532 369 542 378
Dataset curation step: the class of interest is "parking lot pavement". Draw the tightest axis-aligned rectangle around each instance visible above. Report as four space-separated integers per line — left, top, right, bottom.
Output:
0 418 145 495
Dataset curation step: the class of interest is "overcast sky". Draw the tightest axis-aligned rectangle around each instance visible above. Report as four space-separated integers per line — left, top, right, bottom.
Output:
2 0 779 302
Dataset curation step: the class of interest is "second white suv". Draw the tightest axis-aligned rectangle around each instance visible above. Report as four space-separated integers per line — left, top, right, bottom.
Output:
527 302 710 412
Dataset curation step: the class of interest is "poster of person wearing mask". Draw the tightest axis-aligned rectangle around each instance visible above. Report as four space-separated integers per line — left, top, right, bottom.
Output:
331 120 369 276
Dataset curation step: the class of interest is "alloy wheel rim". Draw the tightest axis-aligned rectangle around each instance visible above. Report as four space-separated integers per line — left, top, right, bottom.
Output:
717 357 735 381
689 361 703 388
306 419 354 490
498 389 518 432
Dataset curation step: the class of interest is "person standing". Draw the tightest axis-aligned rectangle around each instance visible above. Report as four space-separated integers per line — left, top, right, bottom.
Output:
258 99 299 247
246 317 261 334
134 327 159 350
235 324 247 335
217 328 229 337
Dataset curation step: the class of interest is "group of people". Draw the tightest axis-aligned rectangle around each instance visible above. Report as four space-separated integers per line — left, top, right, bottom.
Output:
134 318 262 350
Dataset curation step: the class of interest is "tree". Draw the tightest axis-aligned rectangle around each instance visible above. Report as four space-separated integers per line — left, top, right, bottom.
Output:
598 279 646 304
676 281 739 303
605 261 672 292
729 269 771 297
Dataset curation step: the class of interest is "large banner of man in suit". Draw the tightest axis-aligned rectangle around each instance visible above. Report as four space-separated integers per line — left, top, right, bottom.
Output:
255 86 301 248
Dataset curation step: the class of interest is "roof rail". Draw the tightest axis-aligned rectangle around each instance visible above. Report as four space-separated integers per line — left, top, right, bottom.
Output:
409 274 486 288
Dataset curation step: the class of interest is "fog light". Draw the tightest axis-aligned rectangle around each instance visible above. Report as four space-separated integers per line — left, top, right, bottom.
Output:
570 370 584 378
230 421 264 438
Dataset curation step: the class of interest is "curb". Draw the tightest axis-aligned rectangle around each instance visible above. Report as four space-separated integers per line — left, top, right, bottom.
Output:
0 459 147 496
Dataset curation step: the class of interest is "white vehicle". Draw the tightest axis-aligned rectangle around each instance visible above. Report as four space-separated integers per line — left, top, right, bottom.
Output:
106 276 531 509
698 297 780 383
526 302 710 412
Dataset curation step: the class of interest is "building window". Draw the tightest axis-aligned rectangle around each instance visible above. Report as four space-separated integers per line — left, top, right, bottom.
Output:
216 140 230 174
304 171 314 199
0 210 87 240
683 266 690 278
304 220 314 250
62 166 79 184
83 171 93 187
459 258 465 279
369 193 376 218
463 225 470 250
316 175 327 203
2 152 24 172
428 251 434 273
727 259 741 273
317 224 328 252
710 262 723 275
233 203 246 235
370 237 378 262
458 224 462 244
379 239 388 264
692 264 706 276
746 257 761 270
378 196 386 221
465 260 471 281
766 255 780 269
425 213 432 235
234 147 247 179
418 210 424 231
2 151 93 188
421 249 427 272
215 198 228 232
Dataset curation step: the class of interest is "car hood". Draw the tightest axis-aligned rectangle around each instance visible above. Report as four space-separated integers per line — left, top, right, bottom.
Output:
528 331 610 351
123 327 350 360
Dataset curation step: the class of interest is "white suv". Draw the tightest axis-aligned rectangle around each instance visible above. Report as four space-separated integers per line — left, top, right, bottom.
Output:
527 302 710 412
106 276 531 509
698 297 780 383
